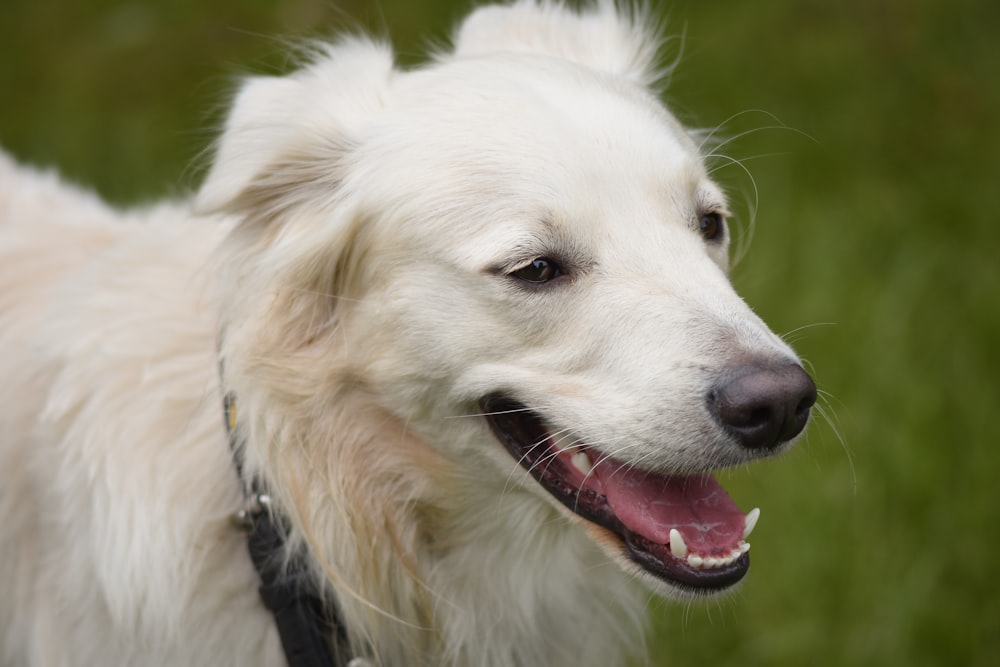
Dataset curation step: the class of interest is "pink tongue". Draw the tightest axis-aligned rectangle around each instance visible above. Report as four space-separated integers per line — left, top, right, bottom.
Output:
592 461 745 555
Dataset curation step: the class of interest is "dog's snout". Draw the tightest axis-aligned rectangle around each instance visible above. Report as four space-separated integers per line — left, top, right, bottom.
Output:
708 363 817 450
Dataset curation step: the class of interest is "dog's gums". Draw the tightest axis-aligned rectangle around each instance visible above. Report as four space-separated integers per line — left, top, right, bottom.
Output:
483 395 755 591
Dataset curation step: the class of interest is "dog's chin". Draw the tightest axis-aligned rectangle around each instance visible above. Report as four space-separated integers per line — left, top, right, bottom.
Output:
482 394 756 596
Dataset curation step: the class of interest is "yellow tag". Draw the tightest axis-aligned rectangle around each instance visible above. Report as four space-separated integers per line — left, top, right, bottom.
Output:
227 396 237 432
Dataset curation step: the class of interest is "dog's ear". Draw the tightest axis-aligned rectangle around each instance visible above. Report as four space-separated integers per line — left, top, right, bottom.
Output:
197 38 394 216
451 0 665 88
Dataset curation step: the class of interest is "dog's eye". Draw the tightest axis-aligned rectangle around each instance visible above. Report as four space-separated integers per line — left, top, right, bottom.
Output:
511 258 562 284
698 212 725 241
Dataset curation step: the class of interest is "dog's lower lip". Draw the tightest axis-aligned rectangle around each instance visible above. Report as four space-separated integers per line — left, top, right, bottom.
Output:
481 394 751 591
623 532 749 591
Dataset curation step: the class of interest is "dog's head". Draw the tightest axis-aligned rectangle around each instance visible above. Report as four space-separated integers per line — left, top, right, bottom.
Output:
202 1 814 599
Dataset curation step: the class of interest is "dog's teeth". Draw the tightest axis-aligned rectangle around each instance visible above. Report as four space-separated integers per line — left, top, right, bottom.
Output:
669 528 688 559
683 545 749 570
672 514 755 570
570 451 592 476
742 507 760 540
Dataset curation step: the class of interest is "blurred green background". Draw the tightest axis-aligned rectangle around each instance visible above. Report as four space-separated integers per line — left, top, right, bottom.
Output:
2 0 996 665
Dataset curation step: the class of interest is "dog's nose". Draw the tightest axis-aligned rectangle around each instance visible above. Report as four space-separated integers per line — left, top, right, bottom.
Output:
708 363 817 450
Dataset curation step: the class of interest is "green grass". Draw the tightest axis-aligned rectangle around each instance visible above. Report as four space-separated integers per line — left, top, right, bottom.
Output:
3 1 997 664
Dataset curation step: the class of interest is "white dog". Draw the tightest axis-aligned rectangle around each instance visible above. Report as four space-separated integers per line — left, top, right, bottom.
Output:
0 2 816 666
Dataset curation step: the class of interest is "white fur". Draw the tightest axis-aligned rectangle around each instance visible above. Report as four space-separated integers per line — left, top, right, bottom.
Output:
0 2 802 666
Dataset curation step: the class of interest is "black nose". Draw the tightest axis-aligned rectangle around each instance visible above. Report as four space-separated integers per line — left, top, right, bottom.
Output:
708 363 817 450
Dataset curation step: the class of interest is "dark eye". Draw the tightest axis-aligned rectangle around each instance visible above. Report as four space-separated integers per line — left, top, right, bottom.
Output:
511 258 562 284
698 212 725 241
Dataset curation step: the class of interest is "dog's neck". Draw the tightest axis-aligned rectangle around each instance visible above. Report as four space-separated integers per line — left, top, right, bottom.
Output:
225 387 647 666
224 392 355 666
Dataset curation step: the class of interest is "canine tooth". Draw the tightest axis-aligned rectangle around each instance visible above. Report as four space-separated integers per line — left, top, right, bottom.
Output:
743 507 760 540
570 451 592 475
669 529 688 559
740 542 751 554
687 554 704 568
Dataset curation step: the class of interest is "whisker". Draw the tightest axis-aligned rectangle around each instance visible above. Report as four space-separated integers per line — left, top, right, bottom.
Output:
698 111 817 271
798 356 818 378
695 108 781 154
500 425 576 498
287 286 370 305
706 122 816 160
726 187 758 268
698 108 817 155
703 153 759 223
812 395 855 492
706 151 792 176
780 321 837 340
451 405 535 420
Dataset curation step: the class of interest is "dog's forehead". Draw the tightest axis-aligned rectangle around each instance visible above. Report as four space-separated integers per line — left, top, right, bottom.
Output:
369 56 715 243
391 56 704 184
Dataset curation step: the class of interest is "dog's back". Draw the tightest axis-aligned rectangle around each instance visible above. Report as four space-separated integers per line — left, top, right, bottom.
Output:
0 156 287 666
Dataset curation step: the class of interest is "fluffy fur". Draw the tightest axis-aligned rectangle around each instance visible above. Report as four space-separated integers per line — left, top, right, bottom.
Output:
0 2 807 665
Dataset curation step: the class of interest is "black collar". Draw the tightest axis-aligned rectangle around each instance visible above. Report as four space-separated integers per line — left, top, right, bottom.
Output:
223 392 355 667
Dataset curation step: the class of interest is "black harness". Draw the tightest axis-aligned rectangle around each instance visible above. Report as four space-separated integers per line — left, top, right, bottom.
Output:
223 393 356 667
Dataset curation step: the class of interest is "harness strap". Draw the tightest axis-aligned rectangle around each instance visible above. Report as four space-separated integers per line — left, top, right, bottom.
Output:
223 392 354 667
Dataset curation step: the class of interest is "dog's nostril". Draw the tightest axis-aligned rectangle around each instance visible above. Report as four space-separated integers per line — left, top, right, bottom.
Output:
795 395 814 420
745 406 772 430
709 363 817 450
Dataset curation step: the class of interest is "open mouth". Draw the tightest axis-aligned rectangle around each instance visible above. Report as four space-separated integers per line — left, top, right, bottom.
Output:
482 394 758 592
